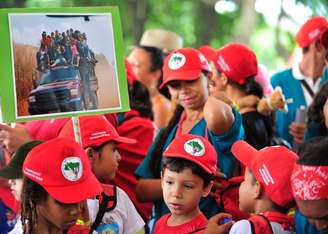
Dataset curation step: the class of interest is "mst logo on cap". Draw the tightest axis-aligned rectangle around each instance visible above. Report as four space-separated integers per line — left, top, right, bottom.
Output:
61 157 83 181
184 138 205 157
168 52 186 70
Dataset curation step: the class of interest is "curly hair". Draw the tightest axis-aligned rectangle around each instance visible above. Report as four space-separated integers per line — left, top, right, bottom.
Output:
21 177 48 234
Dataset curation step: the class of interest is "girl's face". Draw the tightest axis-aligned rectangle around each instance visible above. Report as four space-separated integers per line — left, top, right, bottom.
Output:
91 142 121 182
37 194 82 231
208 63 226 95
8 178 23 201
167 74 209 111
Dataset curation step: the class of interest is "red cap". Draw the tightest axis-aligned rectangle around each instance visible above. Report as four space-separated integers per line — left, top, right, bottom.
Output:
59 115 136 148
296 16 328 48
198 45 217 62
232 140 298 207
22 138 103 203
163 134 217 175
160 48 211 89
320 28 328 49
215 43 258 85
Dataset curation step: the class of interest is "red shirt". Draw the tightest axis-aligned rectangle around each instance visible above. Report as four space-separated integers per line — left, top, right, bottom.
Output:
114 110 154 220
153 213 208 234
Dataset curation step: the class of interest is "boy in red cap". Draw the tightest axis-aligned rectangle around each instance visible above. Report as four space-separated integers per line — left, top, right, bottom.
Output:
59 115 145 233
228 141 297 233
271 16 328 147
291 137 328 234
21 138 102 233
153 134 216 233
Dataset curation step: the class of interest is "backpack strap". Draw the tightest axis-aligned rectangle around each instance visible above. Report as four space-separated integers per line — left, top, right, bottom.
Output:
89 185 117 234
249 214 274 234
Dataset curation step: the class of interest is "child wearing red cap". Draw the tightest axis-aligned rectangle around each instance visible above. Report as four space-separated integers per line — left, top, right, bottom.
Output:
20 138 102 233
135 47 244 231
229 141 297 233
291 137 328 234
153 134 216 234
271 16 328 146
210 43 274 150
59 115 145 234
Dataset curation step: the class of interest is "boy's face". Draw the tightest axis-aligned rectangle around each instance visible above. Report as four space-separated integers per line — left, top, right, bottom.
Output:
296 199 328 233
90 142 121 182
37 194 82 231
239 167 258 213
8 178 23 201
161 167 212 217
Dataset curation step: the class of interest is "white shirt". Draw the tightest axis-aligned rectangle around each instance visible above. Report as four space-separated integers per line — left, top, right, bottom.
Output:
87 186 145 234
292 63 321 106
8 216 22 234
229 219 295 234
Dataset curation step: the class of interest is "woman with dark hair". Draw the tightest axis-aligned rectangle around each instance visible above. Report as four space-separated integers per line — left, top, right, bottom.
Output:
113 60 155 221
128 45 174 128
135 48 244 230
208 43 274 150
305 81 328 140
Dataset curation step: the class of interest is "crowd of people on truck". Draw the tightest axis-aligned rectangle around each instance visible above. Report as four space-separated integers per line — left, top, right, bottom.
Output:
0 15 328 234
36 29 97 72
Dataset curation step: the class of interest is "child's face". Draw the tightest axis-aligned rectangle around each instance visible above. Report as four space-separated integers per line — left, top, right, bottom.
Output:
161 167 212 217
92 142 121 182
8 178 23 201
296 199 328 233
239 167 257 213
37 194 82 231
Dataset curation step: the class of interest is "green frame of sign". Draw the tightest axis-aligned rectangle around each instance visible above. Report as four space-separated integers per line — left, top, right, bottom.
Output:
0 6 129 123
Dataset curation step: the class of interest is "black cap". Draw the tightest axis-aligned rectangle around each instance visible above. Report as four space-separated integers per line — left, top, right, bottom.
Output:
0 140 44 179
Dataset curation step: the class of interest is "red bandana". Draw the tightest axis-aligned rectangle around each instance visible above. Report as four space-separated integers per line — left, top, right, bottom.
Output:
291 164 328 200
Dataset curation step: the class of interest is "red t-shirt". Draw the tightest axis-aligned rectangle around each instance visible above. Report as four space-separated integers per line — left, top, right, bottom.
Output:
153 213 208 234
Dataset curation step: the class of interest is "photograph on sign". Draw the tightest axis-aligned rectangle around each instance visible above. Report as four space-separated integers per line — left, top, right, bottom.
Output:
9 13 121 118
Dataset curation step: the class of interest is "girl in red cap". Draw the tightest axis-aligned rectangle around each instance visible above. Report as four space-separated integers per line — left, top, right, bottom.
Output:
210 43 274 150
135 47 244 231
20 138 103 233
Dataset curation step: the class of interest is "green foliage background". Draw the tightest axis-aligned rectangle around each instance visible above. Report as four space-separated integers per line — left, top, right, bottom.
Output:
1 0 328 70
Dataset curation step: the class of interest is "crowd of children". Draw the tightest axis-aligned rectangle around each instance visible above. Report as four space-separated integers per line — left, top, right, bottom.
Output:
0 15 328 234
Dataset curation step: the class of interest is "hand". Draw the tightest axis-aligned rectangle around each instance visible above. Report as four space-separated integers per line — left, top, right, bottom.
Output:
211 91 233 106
0 123 32 154
204 213 234 234
209 170 228 198
289 122 306 144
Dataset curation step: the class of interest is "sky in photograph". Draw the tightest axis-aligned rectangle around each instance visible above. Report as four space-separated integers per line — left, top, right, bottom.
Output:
9 13 116 66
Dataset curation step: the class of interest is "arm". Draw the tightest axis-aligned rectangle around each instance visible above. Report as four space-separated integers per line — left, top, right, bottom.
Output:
135 178 163 202
0 123 32 154
203 96 234 135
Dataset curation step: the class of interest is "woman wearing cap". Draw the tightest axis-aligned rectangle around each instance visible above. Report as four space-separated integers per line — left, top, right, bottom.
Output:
135 47 244 229
209 43 274 151
20 138 102 233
